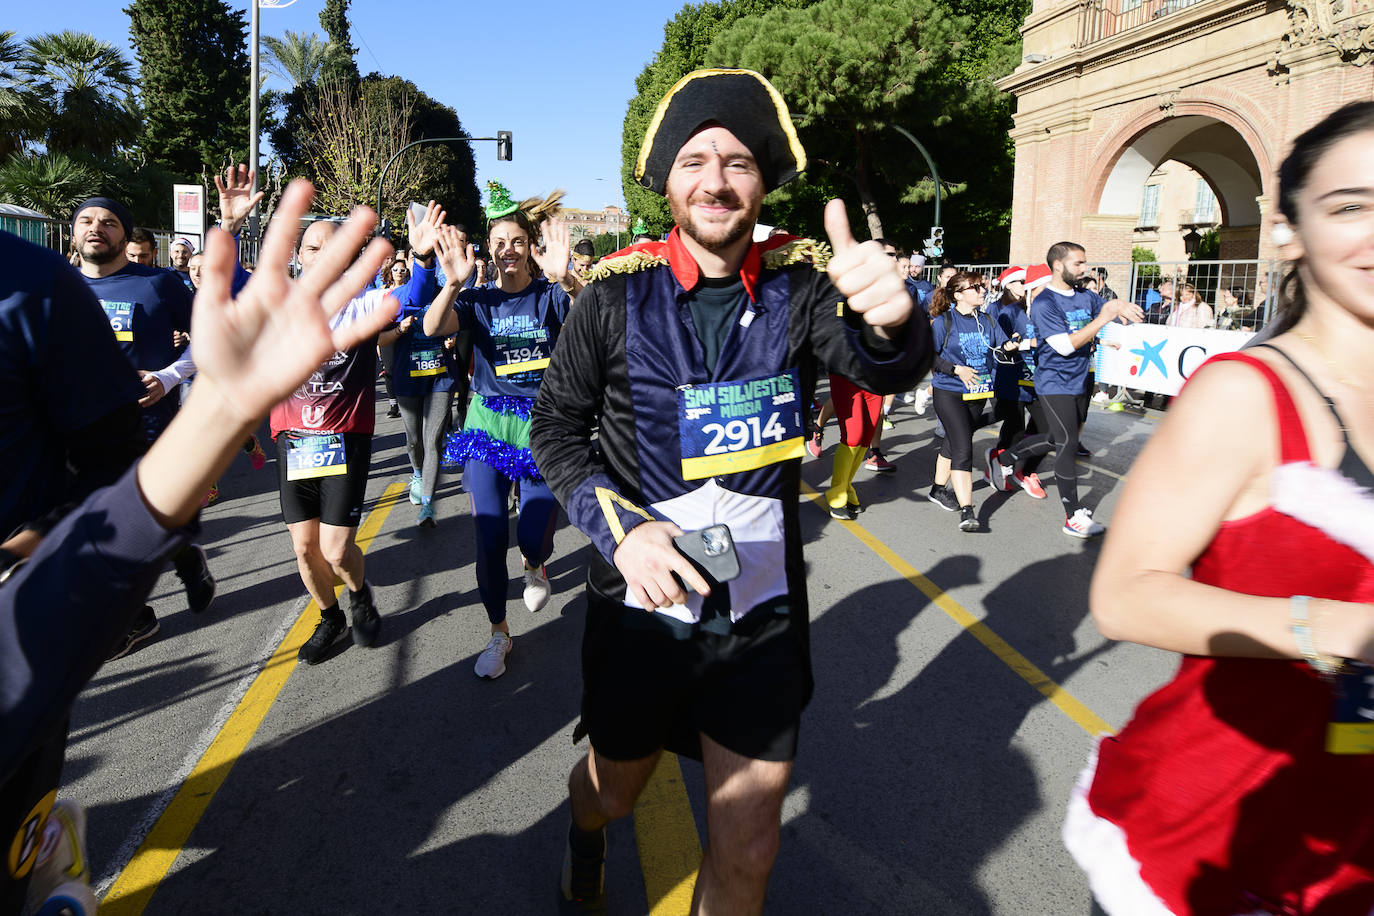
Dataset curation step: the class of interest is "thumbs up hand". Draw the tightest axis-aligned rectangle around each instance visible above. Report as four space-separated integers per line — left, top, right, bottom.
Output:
823 199 912 335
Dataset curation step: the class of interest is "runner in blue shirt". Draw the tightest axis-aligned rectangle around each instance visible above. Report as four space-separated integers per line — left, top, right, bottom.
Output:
378 254 446 526
987 264 1050 499
990 242 1143 536
73 195 215 653
927 271 1019 531
423 184 584 679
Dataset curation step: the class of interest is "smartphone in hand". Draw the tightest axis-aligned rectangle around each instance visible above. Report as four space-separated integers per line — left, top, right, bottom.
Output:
672 524 740 591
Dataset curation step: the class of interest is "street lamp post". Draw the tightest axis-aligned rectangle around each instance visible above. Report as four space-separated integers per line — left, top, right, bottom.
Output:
375 135 513 238
248 0 299 244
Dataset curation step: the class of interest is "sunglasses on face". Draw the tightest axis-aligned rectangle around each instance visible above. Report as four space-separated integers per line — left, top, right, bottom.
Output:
957 283 986 293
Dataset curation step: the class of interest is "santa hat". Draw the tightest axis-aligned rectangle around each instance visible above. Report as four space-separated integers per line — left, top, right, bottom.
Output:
997 266 1025 286
1023 263 1052 291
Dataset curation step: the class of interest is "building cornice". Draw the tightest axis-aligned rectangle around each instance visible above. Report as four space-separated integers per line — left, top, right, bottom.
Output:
998 0 1269 96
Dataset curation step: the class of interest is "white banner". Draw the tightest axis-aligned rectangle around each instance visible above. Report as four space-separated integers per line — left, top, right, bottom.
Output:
1095 323 1255 396
172 184 205 248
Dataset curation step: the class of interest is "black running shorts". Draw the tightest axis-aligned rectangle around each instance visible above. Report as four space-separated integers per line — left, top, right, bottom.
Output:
579 594 810 763
275 431 372 527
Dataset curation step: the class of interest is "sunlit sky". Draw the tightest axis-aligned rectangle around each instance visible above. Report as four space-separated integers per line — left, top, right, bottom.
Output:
10 0 697 214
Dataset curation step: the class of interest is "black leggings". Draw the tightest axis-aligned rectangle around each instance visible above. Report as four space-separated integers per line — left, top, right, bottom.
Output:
993 397 1047 474
1003 393 1086 512
933 388 993 471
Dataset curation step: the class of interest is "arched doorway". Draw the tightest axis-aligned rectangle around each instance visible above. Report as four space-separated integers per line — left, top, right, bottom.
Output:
1094 114 1266 262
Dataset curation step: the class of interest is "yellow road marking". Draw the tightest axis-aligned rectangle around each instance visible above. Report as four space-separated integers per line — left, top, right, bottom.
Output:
635 754 701 913
800 482 1115 738
101 481 407 916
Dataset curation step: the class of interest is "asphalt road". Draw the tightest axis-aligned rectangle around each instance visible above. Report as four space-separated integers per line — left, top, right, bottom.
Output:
61 387 1180 915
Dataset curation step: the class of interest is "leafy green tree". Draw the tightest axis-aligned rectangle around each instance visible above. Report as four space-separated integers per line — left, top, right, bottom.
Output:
590 231 626 258
318 0 359 85
21 31 140 158
262 30 333 88
705 0 1000 244
126 0 251 181
0 31 42 159
0 151 101 217
620 0 816 236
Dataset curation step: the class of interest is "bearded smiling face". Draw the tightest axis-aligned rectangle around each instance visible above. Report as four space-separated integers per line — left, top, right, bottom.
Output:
665 125 765 254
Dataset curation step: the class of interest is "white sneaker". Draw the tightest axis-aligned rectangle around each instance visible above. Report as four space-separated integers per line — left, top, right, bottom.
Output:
1063 508 1106 539
914 386 932 416
523 563 551 612
1091 391 1110 406
475 632 513 679
902 390 917 405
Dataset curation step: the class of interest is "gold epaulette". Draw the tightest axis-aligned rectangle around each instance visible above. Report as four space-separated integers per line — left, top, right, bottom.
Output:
586 250 670 282
762 238 832 272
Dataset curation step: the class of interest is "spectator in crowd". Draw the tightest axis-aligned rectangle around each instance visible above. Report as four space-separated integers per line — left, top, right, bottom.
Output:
125 228 158 267
1165 282 1215 328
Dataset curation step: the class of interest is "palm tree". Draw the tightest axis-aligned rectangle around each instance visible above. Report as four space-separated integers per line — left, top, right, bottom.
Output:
0 31 40 159
0 151 100 218
262 31 334 88
22 30 139 158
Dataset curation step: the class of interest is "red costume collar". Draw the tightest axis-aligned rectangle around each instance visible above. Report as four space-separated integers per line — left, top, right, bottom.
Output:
611 227 800 303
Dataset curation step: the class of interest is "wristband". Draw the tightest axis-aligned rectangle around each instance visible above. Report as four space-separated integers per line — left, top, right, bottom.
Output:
1291 595 1349 677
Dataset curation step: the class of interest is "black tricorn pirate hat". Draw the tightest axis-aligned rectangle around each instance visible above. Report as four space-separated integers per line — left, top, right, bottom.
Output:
634 68 807 195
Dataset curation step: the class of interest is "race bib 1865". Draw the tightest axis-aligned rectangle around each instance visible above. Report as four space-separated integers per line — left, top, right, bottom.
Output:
286 434 347 481
409 347 447 378
101 300 134 342
678 370 804 480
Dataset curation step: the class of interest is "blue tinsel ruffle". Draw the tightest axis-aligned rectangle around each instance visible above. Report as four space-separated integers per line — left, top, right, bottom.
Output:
481 395 535 420
442 427 544 481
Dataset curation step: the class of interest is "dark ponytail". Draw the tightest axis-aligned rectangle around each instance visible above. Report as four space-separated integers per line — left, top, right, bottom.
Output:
929 270 983 317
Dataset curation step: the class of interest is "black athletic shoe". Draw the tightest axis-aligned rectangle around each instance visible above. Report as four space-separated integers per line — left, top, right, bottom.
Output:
958 506 979 532
829 503 858 521
1076 443 1092 458
108 607 161 660
176 545 216 614
927 485 959 512
386 402 401 418
348 582 381 648
298 611 348 664
561 829 607 913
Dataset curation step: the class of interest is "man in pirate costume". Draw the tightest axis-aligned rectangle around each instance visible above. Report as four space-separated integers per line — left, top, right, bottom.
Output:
530 69 932 912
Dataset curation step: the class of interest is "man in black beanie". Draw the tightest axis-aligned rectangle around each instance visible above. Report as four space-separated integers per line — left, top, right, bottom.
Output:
72 196 216 654
532 68 932 913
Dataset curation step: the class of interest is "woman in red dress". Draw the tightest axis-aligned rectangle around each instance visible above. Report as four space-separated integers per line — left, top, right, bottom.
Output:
1067 102 1374 914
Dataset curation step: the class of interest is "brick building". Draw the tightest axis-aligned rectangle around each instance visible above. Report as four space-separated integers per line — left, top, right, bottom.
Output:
996 0 1374 266
558 205 630 244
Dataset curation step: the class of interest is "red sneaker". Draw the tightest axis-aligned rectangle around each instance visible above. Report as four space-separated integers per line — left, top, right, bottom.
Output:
806 427 824 459
1015 470 1047 499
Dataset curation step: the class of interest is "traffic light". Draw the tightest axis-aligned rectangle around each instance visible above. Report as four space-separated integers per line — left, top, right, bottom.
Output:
496 130 513 161
924 225 944 259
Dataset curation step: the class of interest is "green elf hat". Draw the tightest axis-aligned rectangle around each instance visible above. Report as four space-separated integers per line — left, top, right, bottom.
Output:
633 68 806 195
631 218 648 236
485 180 518 219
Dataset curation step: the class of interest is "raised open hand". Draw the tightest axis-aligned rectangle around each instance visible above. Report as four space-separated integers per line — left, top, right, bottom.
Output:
823 199 912 333
214 164 267 235
532 216 571 284
406 199 447 257
434 224 475 288
191 179 397 425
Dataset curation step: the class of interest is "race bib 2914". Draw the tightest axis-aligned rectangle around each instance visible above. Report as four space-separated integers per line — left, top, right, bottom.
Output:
678 370 804 480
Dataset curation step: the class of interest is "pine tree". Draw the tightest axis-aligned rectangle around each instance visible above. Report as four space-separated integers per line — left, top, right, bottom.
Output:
126 0 251 181
317 0 359 85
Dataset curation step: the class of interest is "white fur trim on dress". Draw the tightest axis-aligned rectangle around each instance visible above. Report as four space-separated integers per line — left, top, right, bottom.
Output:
1063 744 1178 916
1271 462 1374 566
1063 746 1319 916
